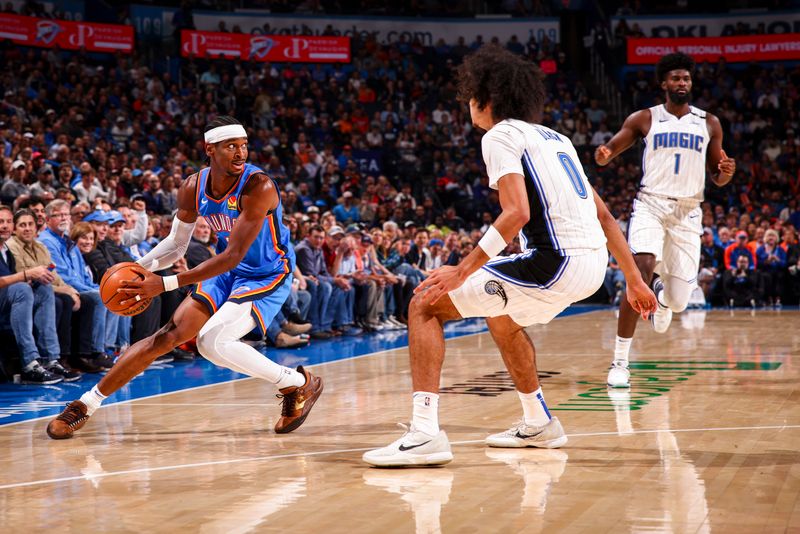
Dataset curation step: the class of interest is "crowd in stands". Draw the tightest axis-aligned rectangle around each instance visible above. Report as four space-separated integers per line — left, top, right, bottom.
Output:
1 1 799 384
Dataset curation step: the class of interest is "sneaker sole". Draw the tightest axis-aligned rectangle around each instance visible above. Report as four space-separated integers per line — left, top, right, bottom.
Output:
274 379 324 434
363 451 454 467
21 378 63 385
486 435 568 449
61 375 82 382
607 382 631 388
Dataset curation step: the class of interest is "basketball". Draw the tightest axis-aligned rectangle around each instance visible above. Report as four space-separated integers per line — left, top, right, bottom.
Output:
100 262 152 316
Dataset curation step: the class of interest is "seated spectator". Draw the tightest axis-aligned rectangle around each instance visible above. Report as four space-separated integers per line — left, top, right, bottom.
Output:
756 229 787 307
332 191 360 225
724 231 756 270
294 225 342 339
722 255 760 307
39 200 111 372
30 165 58 198
0 206 78 384
7 208 82 373
119 198 149 249
327 235 363 336
186 216 215 269
699 227 725 301
2 161 30 205
603 254 625 305
17 196 48 234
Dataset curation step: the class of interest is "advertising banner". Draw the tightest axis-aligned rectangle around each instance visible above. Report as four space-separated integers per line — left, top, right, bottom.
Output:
181 30 350 62
612 10 800 38
627 34 800 64
192 11 560 45
0 13 133 53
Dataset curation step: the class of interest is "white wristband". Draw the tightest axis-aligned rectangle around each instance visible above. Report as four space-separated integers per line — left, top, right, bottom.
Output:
478 225 507 258
162 275 180 292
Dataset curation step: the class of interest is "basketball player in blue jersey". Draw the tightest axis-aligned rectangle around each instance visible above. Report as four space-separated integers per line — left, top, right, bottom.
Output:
363 45 657 467
594 53 736 388
47 116 323 439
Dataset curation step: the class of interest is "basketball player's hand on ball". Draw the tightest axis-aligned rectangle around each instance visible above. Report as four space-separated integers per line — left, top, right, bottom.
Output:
595 145 612 166
414 266 467 305
718 150 735 178
117 266 164 307
626 278 657 320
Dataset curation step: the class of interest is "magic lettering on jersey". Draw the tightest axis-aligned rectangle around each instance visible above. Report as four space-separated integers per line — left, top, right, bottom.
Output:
651 131 704 152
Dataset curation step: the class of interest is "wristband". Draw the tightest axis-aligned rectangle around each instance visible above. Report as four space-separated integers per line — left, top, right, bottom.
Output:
478 225 507 258
162 275 179 292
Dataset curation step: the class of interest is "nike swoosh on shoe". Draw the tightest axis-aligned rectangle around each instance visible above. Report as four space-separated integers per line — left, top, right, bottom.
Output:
398 440 432 451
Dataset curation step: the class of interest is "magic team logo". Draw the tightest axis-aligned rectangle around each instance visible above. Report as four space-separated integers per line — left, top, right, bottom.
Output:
226 195 238 211
249 36 275 60
36 20 63 45
484 280 507 308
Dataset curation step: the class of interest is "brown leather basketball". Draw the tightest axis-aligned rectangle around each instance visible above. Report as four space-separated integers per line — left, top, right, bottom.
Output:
100 262 152 316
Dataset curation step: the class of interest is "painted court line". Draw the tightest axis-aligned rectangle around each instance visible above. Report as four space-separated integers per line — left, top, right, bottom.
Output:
1 423 797 491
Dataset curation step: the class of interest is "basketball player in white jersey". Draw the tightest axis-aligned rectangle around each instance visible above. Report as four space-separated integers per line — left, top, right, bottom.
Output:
595 53 736 388
363 45 657 467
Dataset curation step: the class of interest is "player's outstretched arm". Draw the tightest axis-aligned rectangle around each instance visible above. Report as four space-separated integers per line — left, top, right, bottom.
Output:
415 172 529 304
594 109 649 166
591 187 657 319
706 113 736 187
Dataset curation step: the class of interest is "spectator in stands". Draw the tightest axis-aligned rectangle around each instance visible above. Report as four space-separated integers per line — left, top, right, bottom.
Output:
39 200 110 372
7 208 82 370
295 225 341 340
699 227 725 300
30 166 58 199
0 206 78 384
186 216 214 268
603 254 625 305
73 163 108 205
17 196 47 234
724 231 756 270
333 190 360 225
756 229 787 307
328 235 363 336
723 255 760 308
1 161 29 205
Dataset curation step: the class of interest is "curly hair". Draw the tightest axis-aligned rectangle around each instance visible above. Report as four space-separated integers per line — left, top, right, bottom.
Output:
656 52 695 82
456 44 545 124
204 115 242 133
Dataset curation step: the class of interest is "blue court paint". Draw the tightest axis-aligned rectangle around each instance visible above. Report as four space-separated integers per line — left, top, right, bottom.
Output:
0 305 597 426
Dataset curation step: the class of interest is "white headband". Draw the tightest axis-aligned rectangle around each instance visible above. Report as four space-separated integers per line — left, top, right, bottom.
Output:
204 124 247 144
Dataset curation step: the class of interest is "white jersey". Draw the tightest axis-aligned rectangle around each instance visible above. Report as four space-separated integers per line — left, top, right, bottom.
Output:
641 104 710 201
482 119 605 256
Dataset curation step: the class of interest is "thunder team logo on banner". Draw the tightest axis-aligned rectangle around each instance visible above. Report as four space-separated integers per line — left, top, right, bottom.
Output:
35 20 62 45
249 36 275 60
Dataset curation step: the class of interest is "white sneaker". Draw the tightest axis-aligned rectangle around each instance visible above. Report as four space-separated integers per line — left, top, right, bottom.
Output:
607 361 630 388
363 423 454 467
650 277 673 333
387 315 407 329
485 417 567 449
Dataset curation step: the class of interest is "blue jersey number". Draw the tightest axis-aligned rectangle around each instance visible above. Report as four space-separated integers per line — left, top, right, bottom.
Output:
674 153 681 175
557 152 588 199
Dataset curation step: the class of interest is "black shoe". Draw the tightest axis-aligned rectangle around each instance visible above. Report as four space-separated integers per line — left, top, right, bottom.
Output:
91 352 115 370
310 330 332 340
153 353 174 364
287 312 310 325
170 348 195 361
70 354 104 373
46 361 82 382
20 363 63 385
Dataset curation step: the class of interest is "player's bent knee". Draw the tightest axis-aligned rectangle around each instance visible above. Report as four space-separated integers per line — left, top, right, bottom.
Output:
663 279 692 312
196 322 233 360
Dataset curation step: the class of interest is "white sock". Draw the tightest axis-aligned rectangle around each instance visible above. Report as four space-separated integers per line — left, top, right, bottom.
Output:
614 336 632 365
24 360 40 372
275 367 306 390
519 388 551 427
411 391 439 436
80 385 107 416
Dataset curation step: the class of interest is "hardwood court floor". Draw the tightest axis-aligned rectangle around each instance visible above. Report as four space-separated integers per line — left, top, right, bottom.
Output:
1 309 798 533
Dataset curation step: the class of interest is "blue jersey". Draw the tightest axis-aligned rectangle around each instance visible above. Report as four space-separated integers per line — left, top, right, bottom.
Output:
195 163 295 278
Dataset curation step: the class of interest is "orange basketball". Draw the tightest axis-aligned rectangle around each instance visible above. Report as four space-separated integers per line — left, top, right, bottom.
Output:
100 262 152 316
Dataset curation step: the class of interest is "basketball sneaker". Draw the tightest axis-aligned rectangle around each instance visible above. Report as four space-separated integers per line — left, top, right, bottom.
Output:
650 276 673 334
362 423 454 467
485 417 567 449
46 400 90 439
274 366 323 434
607 360 631 388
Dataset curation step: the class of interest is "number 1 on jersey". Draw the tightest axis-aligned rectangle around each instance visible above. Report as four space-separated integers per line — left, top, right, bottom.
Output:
674 153 681 175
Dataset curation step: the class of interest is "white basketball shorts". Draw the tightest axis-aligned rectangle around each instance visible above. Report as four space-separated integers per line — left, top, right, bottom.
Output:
448 247 607 327
627 192 702 283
